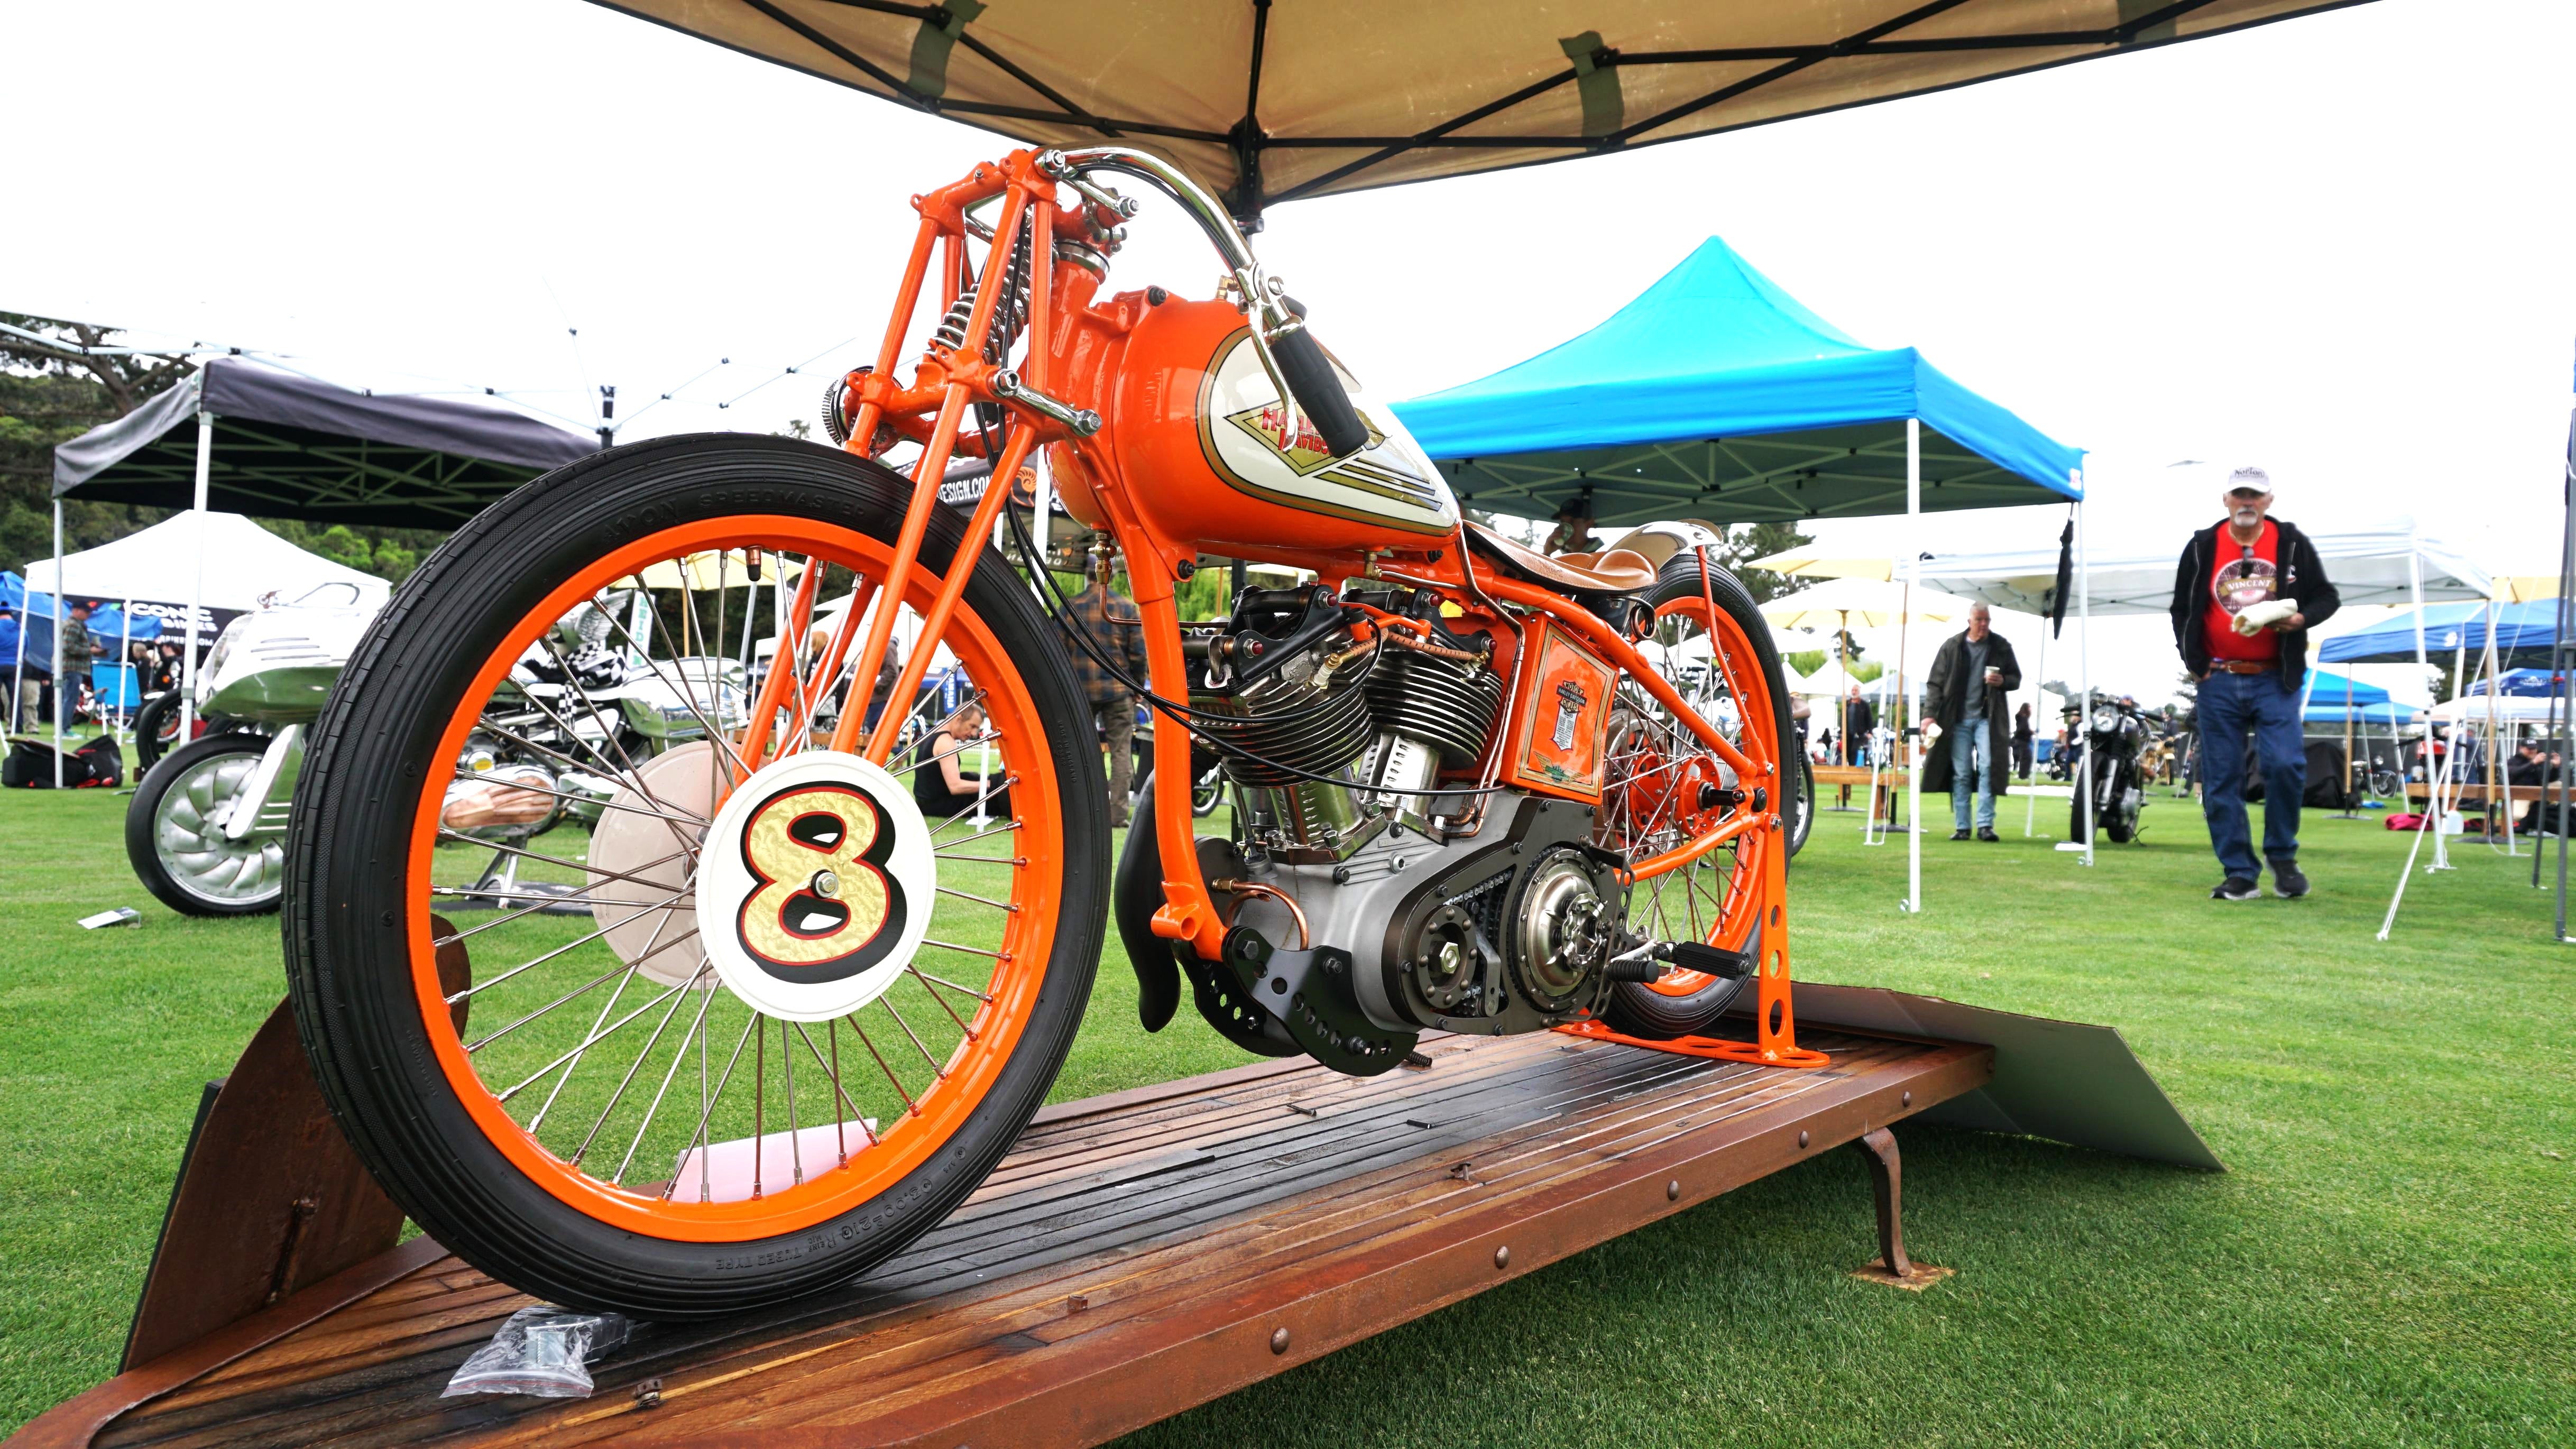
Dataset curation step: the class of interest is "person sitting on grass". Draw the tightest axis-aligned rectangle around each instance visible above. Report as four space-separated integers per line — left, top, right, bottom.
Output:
912 699 1010 824
1920 603 2021 842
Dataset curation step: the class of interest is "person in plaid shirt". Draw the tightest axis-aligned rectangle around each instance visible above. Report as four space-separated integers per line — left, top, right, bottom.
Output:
1057 550 1149 827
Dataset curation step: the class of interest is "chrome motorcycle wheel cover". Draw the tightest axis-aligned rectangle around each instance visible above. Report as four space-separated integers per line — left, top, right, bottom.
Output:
155 746 284 906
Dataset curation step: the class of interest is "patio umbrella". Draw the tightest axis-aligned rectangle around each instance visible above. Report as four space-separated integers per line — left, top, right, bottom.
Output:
591 2 2369 225
1744 548 1893 582
1758 576 1965 630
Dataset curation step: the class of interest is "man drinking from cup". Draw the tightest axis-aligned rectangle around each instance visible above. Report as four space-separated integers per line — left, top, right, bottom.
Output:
1921 603 2021 842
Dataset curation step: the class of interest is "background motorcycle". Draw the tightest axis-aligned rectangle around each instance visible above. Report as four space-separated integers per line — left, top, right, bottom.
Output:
126 584 737 916
2065 698 2149 844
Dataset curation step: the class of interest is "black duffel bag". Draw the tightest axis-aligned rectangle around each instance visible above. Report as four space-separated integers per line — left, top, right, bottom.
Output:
3 734 124 789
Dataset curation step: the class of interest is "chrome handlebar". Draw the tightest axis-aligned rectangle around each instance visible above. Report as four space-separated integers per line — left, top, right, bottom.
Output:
1038 146 1314 436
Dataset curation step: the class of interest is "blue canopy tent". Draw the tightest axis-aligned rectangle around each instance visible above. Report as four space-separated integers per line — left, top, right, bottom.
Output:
1392 235 2086 902
2318 601 2559 666
1392 237 2084 528
2468 668 2568 698
2302 667 2399 726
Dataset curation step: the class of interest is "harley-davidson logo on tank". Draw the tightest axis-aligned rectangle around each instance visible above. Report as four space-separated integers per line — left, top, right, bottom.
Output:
1194 331 1458 537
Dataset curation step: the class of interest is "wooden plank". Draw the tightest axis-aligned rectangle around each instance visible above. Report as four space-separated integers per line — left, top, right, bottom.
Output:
20 1028 1990 1449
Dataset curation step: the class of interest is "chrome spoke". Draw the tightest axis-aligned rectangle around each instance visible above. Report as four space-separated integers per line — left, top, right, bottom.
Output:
571 960 711 1166
908 966 981 1040
530 907 682 1132
453 904 689 1007
844 1013 920 1116
908 968 993 1003
498 972 702 1102
879 996 948 1079
591 590 751 779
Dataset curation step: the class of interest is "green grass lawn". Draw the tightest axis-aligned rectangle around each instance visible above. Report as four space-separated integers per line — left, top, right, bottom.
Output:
2 780 2570 1444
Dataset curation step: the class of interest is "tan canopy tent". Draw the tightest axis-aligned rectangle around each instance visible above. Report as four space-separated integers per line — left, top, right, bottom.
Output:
596 0 2369 224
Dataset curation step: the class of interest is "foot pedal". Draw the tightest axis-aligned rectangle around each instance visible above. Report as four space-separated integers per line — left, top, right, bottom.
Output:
1665 940 1752 980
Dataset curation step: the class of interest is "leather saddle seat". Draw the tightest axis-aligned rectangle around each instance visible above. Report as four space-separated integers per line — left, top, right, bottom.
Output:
1464 522 1659 597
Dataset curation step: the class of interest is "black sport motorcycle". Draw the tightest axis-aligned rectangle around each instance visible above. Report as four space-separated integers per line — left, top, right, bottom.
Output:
2065 698 2148 844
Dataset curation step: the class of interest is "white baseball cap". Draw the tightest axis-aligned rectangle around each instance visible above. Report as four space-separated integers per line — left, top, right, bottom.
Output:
2226 465 2273 496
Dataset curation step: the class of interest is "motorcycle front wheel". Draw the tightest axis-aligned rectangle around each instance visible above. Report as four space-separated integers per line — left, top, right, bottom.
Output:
286 435 1106 1318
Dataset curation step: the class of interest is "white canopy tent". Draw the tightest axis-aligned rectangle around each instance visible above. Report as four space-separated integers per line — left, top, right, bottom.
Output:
1921 516 2503 884
23 511 390 622
1915 519 2491 616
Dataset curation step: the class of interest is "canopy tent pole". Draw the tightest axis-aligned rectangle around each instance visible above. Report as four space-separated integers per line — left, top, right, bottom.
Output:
2482 597 2511 855
8 590 22 733
2427 623 2470 872
2379 693 2461 940
2064 479 2095 866
179 406 213 741
117 594 133 739
51 501 66 788
1875 669 1896 849
2555 403 2575 939
2340 674 2357 817
2024 618 2046 837
1901 418 1921 915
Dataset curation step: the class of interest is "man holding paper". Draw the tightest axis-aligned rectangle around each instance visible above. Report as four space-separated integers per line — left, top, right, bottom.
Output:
2170 466 2340 900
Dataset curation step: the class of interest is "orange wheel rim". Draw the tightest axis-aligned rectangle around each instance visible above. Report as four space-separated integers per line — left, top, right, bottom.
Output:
1607 592 1778 995
406 516 1062 1242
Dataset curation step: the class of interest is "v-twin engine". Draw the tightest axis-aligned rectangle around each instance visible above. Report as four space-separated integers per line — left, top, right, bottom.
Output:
1183 585 1632 1073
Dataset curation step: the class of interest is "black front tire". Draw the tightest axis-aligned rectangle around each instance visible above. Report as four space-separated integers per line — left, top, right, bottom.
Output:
133 690 181 771
283 435 1106 1318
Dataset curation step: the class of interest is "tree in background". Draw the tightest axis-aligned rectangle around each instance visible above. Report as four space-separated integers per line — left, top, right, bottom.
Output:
0 314 445 585
1712 519 1814 604
0 313 190 568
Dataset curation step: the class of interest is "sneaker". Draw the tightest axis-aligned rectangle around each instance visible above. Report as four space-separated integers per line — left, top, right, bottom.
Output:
2211 877 2260 901
1977 827 2001 842
1950 828 1971 841
2271 861 2310 898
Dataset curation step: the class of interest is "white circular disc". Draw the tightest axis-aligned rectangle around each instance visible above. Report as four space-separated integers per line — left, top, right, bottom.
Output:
696 750 936 1022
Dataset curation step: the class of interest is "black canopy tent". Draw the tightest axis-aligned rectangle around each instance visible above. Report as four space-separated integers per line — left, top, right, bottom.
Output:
45 355 594 741
53 355 596 529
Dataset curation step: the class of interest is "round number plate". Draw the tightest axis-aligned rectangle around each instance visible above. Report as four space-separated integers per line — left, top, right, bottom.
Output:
697 750 935 1021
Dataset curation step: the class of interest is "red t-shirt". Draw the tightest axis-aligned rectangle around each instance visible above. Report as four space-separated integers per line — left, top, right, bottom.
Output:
2204 519 2281 664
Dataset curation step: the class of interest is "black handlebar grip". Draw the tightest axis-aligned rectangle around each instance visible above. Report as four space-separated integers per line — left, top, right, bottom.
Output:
1268 324 1370 459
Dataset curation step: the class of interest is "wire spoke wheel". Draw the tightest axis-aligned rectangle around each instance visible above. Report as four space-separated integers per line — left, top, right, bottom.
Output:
286 437 1105 1316
1595 559 1788 1038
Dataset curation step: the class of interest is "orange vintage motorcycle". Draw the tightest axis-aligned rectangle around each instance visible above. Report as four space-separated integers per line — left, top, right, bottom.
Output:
284 146 1815 1318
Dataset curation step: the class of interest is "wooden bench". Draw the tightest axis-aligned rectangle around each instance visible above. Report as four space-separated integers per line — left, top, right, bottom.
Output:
1812 763 1899 821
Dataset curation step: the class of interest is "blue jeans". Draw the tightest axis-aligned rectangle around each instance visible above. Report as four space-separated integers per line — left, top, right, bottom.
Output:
2197 669 2305 880
1949 718 1994 830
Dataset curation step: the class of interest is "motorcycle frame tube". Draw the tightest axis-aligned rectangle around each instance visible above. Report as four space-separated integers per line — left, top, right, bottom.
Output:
403 515 1064 1242
830 146 1782 993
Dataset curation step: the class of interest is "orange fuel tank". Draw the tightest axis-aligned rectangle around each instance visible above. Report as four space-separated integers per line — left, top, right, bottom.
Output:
1047 290 1458 559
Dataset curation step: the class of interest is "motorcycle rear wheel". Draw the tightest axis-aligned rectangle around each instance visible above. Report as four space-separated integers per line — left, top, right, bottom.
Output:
284 435 1105 1318
1599 556 1790 1039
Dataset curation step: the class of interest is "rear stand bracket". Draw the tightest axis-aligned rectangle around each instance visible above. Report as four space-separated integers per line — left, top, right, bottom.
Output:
1847 1125 1953 1290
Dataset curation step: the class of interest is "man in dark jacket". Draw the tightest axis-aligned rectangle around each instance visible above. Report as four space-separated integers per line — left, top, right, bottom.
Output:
1055 551 1150 827
1922 602 2021 841
2170 466 2339 899
1841 685 1874 767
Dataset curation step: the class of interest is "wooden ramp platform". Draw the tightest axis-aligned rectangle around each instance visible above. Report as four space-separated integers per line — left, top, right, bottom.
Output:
19 1026 1990 1449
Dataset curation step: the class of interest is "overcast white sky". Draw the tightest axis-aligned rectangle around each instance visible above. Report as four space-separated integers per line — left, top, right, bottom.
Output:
6 0 2570 703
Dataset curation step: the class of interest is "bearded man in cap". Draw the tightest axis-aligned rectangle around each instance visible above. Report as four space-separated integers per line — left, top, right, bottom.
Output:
2170 466 2339 900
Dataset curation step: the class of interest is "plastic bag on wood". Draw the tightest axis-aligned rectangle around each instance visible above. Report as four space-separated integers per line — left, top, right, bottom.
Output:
442 1305 633 1398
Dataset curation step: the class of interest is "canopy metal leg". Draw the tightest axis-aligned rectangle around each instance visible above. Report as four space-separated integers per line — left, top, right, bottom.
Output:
51 500 66 788
1902 419 1921 914
179 406 213 741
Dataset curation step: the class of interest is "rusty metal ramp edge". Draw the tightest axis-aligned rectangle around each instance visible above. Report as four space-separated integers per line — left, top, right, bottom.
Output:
1750 982 2222 1171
